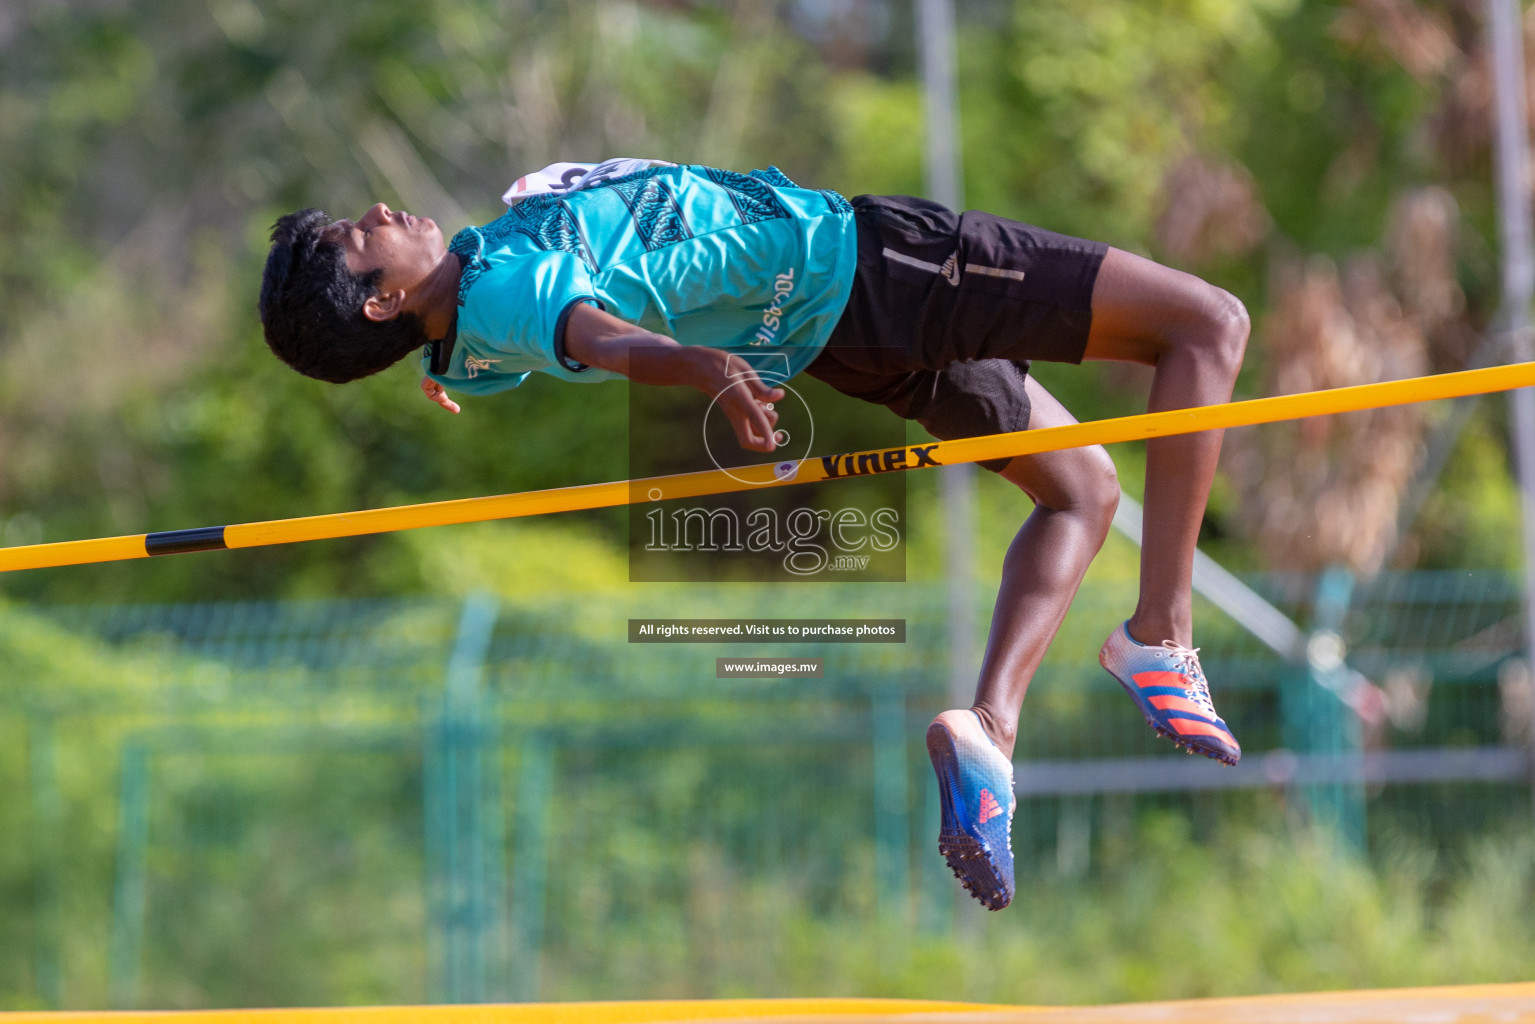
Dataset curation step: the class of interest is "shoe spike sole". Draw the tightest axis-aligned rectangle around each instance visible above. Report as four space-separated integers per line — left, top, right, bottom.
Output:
1138 713 1239 767
928 721 1013 912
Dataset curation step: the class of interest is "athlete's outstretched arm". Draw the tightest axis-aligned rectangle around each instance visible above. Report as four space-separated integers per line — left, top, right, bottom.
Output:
563 301 784 452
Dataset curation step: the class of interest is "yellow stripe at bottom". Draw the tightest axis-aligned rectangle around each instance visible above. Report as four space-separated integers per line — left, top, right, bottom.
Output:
0 999 992 1024
4 984 1535 1023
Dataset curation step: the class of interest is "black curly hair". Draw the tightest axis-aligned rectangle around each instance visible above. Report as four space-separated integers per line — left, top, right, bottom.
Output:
258 208 431 383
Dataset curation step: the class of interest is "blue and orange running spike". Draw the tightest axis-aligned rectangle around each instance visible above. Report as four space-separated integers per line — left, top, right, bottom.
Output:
926 710 1016 910
1099 622 1241 765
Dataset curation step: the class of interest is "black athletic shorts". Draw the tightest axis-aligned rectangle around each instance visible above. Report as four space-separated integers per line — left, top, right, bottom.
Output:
805 194 1108 471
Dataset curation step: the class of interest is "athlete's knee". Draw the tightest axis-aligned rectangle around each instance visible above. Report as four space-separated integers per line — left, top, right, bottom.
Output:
1208 287 1250 373
1179 284 1249 377
1004 445 1118 530
1080 447 1121 533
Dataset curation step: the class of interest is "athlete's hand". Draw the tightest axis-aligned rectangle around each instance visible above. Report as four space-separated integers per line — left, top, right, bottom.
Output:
421 377 461 414
693 350 784 453
560 304 782 451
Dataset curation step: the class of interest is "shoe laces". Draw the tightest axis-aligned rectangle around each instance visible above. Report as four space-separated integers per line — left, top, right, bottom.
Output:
1160 640 1216 716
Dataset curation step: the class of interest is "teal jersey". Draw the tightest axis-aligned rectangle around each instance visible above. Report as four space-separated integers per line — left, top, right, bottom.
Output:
421 165 857 395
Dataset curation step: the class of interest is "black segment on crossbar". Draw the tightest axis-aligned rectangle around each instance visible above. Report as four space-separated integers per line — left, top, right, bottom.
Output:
144 526 228 556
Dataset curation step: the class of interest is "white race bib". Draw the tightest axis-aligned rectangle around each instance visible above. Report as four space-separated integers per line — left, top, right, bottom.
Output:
502 158 675 206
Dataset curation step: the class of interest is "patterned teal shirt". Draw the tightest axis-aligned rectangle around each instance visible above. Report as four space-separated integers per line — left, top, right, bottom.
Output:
421 165 857 395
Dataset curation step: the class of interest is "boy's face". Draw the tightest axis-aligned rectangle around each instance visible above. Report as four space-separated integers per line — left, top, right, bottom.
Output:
324 202 446 302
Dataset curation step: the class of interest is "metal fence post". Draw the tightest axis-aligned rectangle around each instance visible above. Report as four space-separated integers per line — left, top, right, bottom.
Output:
918 0 979 744
511 734 553 1002
1286 567 1365 849
423 696 445 1001
872 688 911 930
108 742 150 1009
482 717 508 1004
920 771 954 935
1487 0 1535 819
28 714 62 1008
425 592 501 1004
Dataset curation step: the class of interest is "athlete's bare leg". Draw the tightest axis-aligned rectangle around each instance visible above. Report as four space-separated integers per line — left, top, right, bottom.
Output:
929 249 1245 909
968 378 1120 759
1082 247 1248 649
967 249 1246 756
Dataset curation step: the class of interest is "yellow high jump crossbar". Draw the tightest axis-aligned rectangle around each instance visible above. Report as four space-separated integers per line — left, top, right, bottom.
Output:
2 361 1533 575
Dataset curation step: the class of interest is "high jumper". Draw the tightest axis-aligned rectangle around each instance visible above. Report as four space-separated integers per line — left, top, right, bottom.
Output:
257 158 1250 911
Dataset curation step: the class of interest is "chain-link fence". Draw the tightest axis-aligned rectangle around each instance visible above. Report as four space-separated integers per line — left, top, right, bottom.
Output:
3 573 1530 1008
